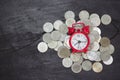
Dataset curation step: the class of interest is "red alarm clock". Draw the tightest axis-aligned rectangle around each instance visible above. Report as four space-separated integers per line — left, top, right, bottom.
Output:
68 22 90 53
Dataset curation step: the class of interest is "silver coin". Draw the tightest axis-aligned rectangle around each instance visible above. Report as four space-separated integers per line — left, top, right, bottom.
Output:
75 55 83 64
108 44 115 54
59 24 68 34
100 37 110 47
82 60 92 71
81 19 93 26
96 35 101 43
87 51 98 61
43 33 52 43
79 10 89 20
71 63 82 73
43 22 53 32
90 13 100 19
101 14 112 25
64 11 75 19
64 36 71 49
54 41 63 51
93 27 101 35
70 53 81 62
103 56 113 65
100 52 111 61
92 62 103 73
51 31 61 41
91 42 100 51
48 40 58 49
65 18 76 27
88 34 95 44
60 34 67 42
53 20 63 30
90 16 101 27
62 57 73 68
95 51 101 61
90 31 100 41
37 42 48 53
82 52 88 59
57 46 71 58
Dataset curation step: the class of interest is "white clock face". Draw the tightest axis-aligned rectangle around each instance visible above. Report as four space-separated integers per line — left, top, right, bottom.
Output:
70 33 88 50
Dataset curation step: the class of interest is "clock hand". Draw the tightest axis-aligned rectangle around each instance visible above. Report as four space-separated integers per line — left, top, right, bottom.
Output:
74 42 78 46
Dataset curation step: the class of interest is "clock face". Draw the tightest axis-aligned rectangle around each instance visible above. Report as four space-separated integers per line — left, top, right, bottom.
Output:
69 32 89 52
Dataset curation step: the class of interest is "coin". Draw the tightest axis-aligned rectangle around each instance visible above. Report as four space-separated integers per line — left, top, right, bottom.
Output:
108 44 115 54
82 60 92 71
51 31 61 41
57 46 71 58
92 62 103 73
103 56 113 65
54 41 63 51
70 53 81 62
43 33 52 43
64 36 71 49
65 18 76 27
88 34 95 44
90 16 101 27
90 13 100 19
64 11 75 19
87 51 98 61
53 20 63 30
93 27 101 35
75 55 83 64
60 34 67 42
37 42 48 53
79 10 89 20
71 63 82 73
81 19 93 26
82 52 88 59
90 31 100 41
100 52 111 61
95 51 101 61
96 35 101 43
101 14 112 25
59 24 68 34
43 22 53 32
91 42 100 51
62 57 73 68
100 37 110 47
48 40 58 49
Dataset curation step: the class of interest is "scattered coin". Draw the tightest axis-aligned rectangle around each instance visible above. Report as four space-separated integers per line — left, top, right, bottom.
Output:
92 62 103 73
59 24 68 34
48 40 58 49
82 52 88 59
64 36 71 49
54 41 63 51
95 51 101 61
43 22 53 32
90 13 100 19
91 42 100 51
100 52 111 61
82 60 92 71
108 44 115 54
90 16 101 27
79 10 89 20
100 37 110 47
70 53 81 62
75 55 83 64
71 63 82 73
37 42 48 53
62 57 73 68
101 14 112 25
53 20 63 30
93 27 101 35
51 31 61 41
43 33 52 43
88 34 95 44
91 31 100 41
60 34 67 42
103 56 113 65
87 51 98 61
64 11 75 19
65 18 76 27
57 46 71 58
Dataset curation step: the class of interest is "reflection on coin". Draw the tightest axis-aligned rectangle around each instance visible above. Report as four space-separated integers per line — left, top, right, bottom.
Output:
92 62 103 73
59 24 68 34
103 56 113 65
71 63 82 73
51 31 61 41
64 11 75 19
62 57 73 68
43 33 52 43
90 16 101 27
79 10 89 20
48 40 57 49
100 52 111 61
70 53 81 62
43 22 53 32
96 35 101 43
37 42 48 53
82 60 92 71
75 55 83 64
54 41 63 51
91 42 100 51
90 13 100 19
53 20 63 30
101 14 111 25
87 51 98 61
58 46 70 58
100 37 110 47
65 18 76 27
93 27 101 34
88 34 95 44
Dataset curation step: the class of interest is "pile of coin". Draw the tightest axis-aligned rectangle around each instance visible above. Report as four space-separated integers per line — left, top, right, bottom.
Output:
37 10 115 73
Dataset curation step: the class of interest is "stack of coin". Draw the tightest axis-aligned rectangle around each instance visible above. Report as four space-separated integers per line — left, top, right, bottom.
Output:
37 10 114 74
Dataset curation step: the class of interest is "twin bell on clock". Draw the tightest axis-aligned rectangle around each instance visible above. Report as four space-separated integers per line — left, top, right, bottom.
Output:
68 22 90 53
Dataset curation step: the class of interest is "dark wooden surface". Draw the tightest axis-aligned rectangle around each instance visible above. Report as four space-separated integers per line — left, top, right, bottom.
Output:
0 0 120 80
